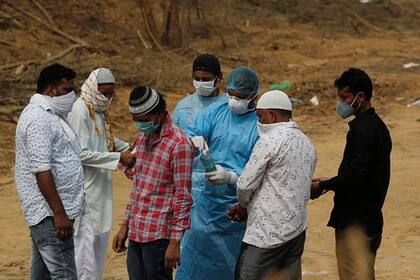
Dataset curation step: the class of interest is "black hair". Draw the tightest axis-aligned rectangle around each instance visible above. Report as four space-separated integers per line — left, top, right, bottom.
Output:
37 63 76 93
192 53 221 76
334 68 373 100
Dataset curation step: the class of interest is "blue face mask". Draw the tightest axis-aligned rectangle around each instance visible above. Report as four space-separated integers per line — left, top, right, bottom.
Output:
336 93 360 119
135 120 160 134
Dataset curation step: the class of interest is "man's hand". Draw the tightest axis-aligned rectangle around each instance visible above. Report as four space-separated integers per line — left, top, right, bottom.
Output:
310 177 328 200
112 224 128 253
227 203 247 222
120 151 136 168
54 211 73 240
165 240 180 270
206 165 238 185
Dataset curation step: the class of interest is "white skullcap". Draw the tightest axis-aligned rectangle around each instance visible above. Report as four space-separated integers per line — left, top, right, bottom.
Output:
96 68 115 84
256 90 292 111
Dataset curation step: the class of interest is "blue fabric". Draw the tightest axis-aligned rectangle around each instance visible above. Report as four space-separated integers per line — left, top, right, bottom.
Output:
172 93 227 201
176 100 259 280
30 217 77 280
172 92 227 132
226 67 259 96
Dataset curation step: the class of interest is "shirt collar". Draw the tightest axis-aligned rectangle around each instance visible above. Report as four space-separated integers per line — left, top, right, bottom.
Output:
30 93 53 112
159 112 172 137
275 120 298 129
349 107 375 126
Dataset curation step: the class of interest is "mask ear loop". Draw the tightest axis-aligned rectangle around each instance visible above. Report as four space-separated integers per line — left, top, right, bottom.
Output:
246 93 258 109
351 92 362 113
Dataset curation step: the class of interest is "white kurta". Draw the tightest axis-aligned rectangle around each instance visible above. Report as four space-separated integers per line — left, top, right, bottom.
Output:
237 121 317 249
68 98 129 235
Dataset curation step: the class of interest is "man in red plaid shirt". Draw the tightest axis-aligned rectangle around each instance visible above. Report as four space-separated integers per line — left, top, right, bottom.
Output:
112 86 194 280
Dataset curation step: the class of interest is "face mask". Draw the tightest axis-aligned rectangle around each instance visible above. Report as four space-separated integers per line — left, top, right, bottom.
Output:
228 95 255 115
49 90 76 116
193 78 217 97
135 120 160 135
256 121 281 135
336 93 360 119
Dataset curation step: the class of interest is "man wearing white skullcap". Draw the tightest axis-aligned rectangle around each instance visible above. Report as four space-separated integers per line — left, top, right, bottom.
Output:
68 68 135 280
227 90 317 280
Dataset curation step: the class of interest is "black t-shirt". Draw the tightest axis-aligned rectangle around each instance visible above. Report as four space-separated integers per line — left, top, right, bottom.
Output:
320 108 392 236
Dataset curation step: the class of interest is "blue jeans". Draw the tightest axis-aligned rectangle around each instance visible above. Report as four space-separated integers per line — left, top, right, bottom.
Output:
29 217 77 280
127 239 172 280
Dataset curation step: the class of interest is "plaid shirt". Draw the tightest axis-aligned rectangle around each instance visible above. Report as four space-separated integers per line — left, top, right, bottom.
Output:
123 113 194 242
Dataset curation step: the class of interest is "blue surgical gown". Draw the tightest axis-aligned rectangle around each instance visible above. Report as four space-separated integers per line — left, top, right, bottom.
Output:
172 92 228 202
175 100 259 280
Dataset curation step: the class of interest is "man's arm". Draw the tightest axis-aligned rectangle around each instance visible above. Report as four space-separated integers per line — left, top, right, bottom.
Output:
68 109 134 170
25 120 72 240
166 142 194 269
320 129 374 191
36 171 73 240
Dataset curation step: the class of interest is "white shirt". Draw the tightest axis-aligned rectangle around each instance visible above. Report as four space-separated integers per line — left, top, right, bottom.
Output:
237 121 317 249
15 94 85 227
68 98 129 234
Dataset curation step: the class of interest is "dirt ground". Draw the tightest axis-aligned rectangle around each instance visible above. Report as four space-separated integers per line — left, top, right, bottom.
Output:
1 0 420 279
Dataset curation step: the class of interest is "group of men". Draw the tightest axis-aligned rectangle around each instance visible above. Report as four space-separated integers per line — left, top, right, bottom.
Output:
15 53 392 280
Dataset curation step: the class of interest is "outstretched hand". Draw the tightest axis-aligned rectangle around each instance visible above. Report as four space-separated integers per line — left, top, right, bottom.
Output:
310 177 328 200
226 203 247 222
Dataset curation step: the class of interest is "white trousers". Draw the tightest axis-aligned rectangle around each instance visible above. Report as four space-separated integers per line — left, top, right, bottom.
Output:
74 216 110 280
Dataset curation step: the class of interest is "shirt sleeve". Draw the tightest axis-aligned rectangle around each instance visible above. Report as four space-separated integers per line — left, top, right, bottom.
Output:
320 128 374 191
114 137 130 152
24 119 54 174
170 141 194 240
67 107 121 171
184 108 212 141
237 137 275 207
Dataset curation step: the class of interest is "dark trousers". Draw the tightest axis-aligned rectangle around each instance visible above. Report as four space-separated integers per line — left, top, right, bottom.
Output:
235 231 306 280
127 239 172 280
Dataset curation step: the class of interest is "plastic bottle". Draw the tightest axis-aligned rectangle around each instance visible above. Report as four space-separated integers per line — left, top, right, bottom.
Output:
200 151 216 172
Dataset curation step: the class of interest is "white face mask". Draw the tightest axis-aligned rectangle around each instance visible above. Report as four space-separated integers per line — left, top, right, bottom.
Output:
49 90 76 116
257 121 285 135
193 78 217 97
228 95 254 115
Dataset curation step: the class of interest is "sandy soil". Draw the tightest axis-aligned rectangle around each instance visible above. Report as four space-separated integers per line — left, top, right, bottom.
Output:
1 0 420 279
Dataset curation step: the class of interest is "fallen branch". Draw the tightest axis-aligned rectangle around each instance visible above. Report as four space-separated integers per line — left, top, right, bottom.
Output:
42 44 83 65
0 9 23 28
0 39 13 47
30 0 55 26
0 60 36 71
136 29 151 49
6 2 89 46
345 8 385 33
0 178 14 187
0 112 19 124
0 44 85 71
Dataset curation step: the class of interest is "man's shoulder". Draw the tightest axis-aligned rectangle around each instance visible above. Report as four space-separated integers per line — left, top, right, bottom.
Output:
70 98 89 116
176 93 195 106
17 104 54 128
